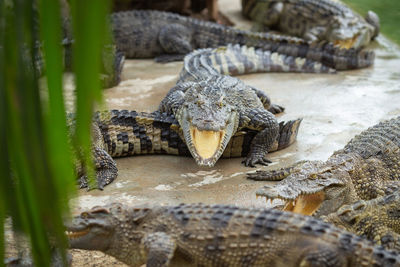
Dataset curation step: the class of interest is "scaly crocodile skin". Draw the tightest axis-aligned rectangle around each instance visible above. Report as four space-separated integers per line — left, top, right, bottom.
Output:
161 43 321 168
77 110 301 189
111 10 374 70
242 0 380 49
67 202 400 267
249 116 400 250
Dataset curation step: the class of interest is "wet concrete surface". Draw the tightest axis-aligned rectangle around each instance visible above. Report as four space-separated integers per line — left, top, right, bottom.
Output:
66 1 400 265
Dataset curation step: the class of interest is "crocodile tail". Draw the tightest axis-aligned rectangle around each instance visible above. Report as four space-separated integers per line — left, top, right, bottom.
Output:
247 33 375 70
226 29 375 70
234 10 375 70
266 118 302 152
179 44 335 82
93 110 188 157
276 118 302 150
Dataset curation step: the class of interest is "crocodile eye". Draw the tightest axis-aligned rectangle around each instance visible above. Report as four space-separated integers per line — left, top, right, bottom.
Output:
196 100 204 106
80 212 89 219
218 102 225 108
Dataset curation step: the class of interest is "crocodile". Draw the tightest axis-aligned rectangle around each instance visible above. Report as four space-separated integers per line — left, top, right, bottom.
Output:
80 109 301 189
111 0 234 26
322 190 400 251
248 116 400 246
160 43 335 168
110 9 375 70
241 0 380 49
66 202 400 267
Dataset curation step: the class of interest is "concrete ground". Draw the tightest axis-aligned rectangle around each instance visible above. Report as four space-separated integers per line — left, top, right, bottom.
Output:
69 0 400 265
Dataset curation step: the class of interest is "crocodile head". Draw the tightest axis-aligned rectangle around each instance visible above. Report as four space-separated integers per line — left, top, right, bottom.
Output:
328 12 379 49
176 80 239 167
66 203 152 265
256 155 359 217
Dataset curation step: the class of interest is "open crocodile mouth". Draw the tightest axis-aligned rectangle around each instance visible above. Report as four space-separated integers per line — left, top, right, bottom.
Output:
190 126 225 162
260 192 325 216
333 34 359 49
65 229 90 239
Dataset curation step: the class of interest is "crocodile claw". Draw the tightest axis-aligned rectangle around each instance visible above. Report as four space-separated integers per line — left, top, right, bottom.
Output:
79 175 88 189
242 156 272 167
78 175 105 191
268 104 285 114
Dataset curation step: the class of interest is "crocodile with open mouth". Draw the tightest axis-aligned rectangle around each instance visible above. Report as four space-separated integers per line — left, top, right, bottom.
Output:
248 116 400 248
78 109 301 189
241 0 380 49
159 43 340 168
66 202 400 267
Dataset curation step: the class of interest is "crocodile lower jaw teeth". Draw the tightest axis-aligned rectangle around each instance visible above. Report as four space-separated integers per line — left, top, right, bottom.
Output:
334 34 359 49
259 192 325 216
282 192 325 216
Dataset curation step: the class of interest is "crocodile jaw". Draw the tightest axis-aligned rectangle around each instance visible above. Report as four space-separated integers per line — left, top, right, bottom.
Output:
255 161 347 216
282 192 325 216
66 229 90 239
334 35 359 49
332 27 373 49
180 109 238 167
66 226 96 250
190 127 225 161
66 219 112 251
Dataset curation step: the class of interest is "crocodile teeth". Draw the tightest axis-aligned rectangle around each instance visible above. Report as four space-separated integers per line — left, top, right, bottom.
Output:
283 192 325 216
334 34 359 49
65 229 89 239
190 127 224 160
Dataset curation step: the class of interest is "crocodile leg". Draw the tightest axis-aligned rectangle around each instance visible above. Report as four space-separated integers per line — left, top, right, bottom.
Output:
158 83 190 114
247 160 309 181
323 192 400 251
143 232 177 267
249 86 285 114
242 0 283 27
303 26 326 43
276 119 302 150
356 222 400 251
299 247 346 267
241 108 279 167
158 90 186 115
156 24 194 62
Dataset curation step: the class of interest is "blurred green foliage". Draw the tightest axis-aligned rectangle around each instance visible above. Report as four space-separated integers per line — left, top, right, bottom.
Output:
0 0 110 266
342 0 400 45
